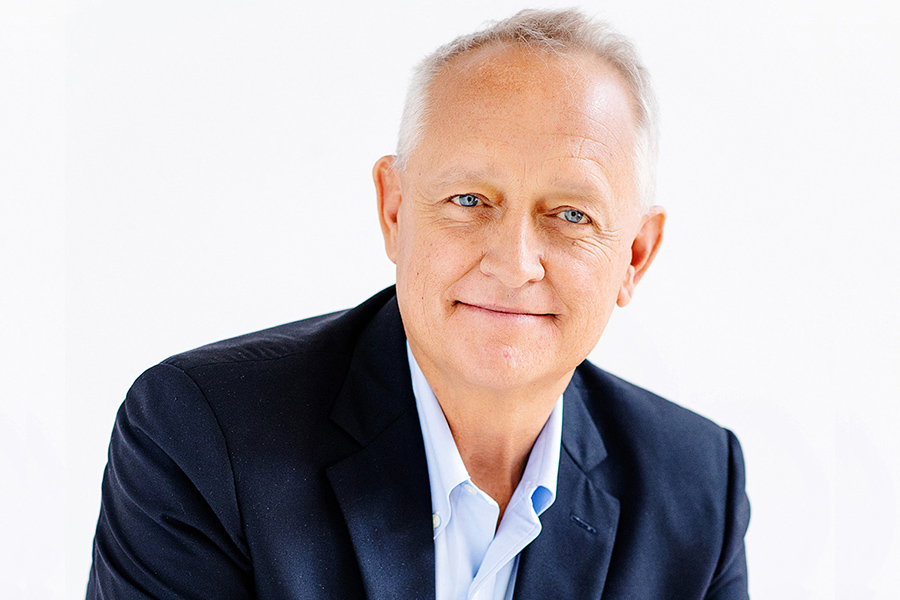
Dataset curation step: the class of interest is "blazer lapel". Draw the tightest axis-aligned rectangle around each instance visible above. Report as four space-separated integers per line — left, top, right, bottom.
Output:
326 298 436 600
513 371 621 600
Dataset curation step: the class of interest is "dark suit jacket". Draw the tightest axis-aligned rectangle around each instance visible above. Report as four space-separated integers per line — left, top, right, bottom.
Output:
87 287 750 599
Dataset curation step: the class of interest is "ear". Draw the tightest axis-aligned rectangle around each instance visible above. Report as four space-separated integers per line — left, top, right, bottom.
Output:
617 206 666 307
373 155 402 264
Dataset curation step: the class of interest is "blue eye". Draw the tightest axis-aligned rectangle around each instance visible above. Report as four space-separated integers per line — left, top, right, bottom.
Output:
453 194 481 207
559 209 587 224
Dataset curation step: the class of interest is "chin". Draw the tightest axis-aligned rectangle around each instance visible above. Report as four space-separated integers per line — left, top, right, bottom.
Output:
454 340 559 390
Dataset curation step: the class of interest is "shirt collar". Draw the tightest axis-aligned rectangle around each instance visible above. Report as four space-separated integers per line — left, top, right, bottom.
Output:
407 343 563 534
518 393 562 516
408 343 469 538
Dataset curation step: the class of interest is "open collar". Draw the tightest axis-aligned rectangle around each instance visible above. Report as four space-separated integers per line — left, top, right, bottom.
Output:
325 293 621 600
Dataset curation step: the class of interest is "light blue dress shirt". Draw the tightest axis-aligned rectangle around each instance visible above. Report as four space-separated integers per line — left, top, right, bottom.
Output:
407 344 563 600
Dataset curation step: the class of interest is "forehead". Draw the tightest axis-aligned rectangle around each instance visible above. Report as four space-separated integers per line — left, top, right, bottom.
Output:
431 44 635 131
410 44 639 202
440 43 612 95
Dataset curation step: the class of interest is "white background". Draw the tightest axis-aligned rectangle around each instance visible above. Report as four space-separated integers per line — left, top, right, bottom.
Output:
3 0 899 598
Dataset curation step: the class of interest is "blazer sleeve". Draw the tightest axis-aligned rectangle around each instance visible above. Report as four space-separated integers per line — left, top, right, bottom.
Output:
705 429 751 600
86 363 253 599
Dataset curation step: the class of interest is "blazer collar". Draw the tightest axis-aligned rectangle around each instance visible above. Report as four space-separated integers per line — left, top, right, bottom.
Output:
326 293 621 599
513 369 621 600
326 296 436 600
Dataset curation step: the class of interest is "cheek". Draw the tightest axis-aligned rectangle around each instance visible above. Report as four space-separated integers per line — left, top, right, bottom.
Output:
572 272 616 329
561 262 618 347
397 221 476 302
548 244 626 344
551 244 617 299
423 222 483 272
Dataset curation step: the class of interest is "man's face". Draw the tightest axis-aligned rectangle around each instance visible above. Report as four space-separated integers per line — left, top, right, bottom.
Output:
376 44 664 394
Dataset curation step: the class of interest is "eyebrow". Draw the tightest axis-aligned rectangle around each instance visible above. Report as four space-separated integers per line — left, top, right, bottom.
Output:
430 168 499 190
546 177 605 199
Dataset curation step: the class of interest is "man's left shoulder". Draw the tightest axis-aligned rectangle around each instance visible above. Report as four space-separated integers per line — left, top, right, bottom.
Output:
571 360 740 476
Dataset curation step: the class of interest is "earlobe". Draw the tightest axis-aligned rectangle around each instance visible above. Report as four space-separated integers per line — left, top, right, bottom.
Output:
373 155 402 264
617 266 637 307
617 206 666 307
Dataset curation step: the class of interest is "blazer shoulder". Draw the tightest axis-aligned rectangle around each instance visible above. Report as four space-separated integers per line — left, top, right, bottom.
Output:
573 360 737 475
572 360 750 594
161 286 397 372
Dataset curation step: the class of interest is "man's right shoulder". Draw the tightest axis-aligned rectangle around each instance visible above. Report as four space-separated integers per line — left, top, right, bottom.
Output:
117 286 401 456
160 286 398 373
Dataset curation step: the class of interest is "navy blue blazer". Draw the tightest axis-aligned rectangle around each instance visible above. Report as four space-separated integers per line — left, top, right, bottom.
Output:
88 287 750 599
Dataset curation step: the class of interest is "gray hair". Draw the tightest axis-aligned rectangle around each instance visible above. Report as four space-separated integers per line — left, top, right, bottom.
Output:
395 8 659 211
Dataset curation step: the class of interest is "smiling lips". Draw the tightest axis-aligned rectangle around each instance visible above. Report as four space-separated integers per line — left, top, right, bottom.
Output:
455 301 555 318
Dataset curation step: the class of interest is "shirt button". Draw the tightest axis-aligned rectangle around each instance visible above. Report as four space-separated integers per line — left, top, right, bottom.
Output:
463 482 477 495
432 513 441 529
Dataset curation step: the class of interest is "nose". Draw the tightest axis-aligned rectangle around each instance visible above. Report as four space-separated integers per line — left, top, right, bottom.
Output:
479 212 546 288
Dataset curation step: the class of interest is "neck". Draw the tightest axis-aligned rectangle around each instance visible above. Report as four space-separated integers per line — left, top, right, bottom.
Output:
415 354 570 520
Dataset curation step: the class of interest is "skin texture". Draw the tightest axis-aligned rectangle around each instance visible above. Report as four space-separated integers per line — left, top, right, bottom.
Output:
374 43 665 517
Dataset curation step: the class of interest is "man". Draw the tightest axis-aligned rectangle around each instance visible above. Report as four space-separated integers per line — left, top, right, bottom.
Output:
88 9 749 600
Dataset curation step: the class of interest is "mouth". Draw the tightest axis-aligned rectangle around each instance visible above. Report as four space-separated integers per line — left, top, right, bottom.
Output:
454 301 556 319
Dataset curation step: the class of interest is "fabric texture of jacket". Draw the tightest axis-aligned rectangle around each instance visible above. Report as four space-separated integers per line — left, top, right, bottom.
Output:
87 287 750 599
